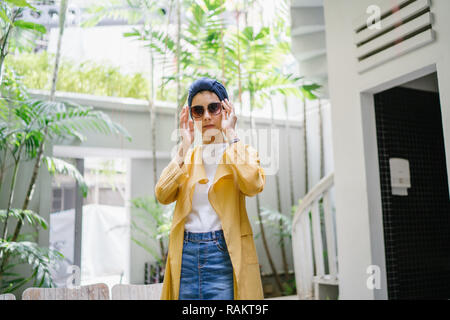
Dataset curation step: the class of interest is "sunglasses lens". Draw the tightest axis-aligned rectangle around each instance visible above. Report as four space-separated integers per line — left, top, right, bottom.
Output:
191 106 204 118
208 102 221 114
191 103 222 118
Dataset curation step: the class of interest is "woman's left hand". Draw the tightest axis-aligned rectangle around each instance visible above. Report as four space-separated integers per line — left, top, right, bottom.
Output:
221 98 237 135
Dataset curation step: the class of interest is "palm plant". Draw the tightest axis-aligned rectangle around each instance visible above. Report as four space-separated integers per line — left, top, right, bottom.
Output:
0 67 131 294
50 0 69 102
269 95 290 281
300 83 321 194
141 0 235 105
0 0 46 83
0 227 63 293
130 196 174 267
1 0 132 292
257 200 298 295
165 0 230 140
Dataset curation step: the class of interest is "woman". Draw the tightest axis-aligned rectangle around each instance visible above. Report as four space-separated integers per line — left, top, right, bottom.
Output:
155 77 266 300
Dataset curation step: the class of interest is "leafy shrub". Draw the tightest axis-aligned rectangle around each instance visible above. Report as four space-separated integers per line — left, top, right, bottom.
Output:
5 52 177 100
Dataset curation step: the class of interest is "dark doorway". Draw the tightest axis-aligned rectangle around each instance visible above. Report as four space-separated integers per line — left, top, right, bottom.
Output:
374 85 450 299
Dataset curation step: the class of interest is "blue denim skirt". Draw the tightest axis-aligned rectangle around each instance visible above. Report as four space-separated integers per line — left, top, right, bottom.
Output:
179 229 234 300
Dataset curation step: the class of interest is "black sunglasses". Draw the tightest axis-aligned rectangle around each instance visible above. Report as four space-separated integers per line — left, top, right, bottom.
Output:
189 102 223 119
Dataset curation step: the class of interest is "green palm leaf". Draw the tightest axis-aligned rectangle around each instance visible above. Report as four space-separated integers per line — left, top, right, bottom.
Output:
43 156 88 197
0 208 47 229
23 99 132 142
0 239 63 292
4 0 35 9
13 20 46 34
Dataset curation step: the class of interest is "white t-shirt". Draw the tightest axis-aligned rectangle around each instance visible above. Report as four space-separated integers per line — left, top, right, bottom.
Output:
184 142 228 233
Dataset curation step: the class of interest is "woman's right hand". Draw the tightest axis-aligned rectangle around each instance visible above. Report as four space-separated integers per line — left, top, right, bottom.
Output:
176 106 194 165
180 105 194 147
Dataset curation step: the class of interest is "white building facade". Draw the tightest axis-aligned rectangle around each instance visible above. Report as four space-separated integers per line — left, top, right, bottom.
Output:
322 0 450 299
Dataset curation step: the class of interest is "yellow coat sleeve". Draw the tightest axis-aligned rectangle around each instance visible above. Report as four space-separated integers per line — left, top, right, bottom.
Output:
225 140 266 197
154 158 189 204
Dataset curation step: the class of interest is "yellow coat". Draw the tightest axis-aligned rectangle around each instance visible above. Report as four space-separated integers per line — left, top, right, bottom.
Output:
155 140 266 300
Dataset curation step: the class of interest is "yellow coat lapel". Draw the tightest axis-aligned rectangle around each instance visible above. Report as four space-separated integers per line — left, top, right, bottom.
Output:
170 144 234 231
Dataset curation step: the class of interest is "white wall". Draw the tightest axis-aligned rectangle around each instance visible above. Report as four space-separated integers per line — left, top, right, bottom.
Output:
323 0 450 299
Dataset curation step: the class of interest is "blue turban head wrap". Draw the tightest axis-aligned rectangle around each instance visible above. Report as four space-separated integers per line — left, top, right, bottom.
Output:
187 77 228 108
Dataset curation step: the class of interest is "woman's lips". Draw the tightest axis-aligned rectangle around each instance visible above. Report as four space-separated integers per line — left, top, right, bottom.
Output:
203 125 215 129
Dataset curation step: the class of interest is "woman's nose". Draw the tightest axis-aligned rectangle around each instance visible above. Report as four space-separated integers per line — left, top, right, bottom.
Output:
203 109 212 120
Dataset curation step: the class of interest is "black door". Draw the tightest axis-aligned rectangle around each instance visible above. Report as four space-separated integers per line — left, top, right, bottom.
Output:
374 86 450 299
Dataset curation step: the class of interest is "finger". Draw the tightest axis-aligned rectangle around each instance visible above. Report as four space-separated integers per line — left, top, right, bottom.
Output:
222 100 231 115
225 98 235 114
225 98 234 112
222 106 228 120
222 102 229 119
226 100 234 115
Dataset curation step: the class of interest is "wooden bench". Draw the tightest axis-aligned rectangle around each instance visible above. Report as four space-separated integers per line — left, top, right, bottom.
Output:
22 283 109 300
0 293 16 300
111 283 163 300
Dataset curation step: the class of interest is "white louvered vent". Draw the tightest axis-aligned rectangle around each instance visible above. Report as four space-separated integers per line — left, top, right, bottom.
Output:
353 0 435 73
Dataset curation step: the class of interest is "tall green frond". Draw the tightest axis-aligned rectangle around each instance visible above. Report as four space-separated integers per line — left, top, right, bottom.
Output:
43 156 88 197
0 209 47 229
